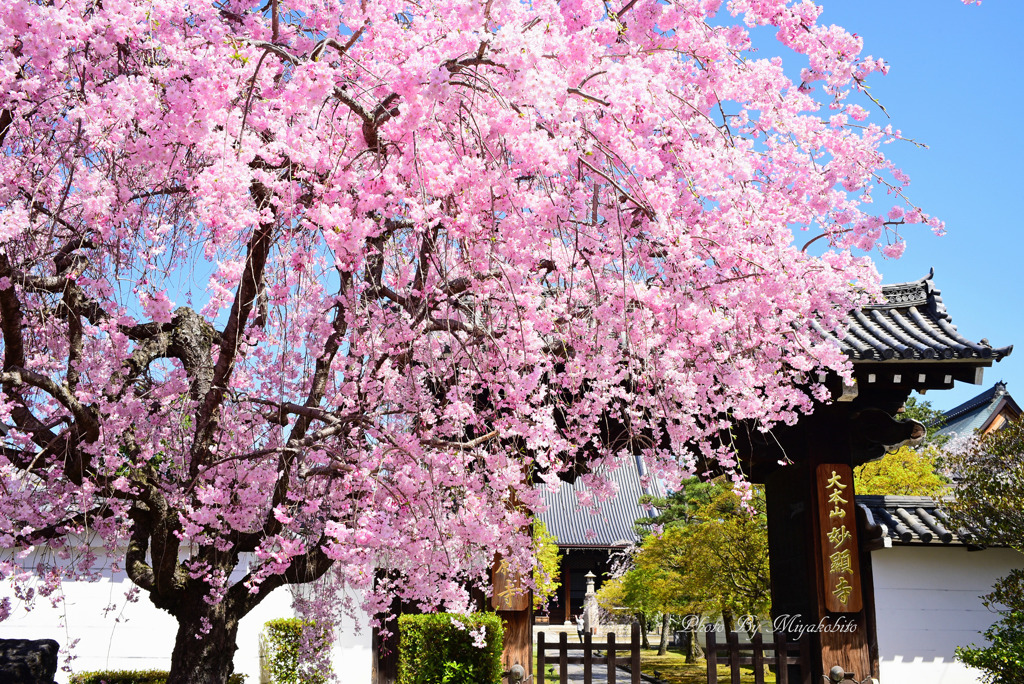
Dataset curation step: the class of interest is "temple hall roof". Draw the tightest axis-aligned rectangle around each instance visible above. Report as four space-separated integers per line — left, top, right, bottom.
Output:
537 455 662 549
935 381 1022 438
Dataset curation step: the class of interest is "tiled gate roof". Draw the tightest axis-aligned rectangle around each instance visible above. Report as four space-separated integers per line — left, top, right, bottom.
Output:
820 270 1012 363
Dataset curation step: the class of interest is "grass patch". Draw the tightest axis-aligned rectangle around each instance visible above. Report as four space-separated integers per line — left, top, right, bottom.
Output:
635 648 777 684
533 647 777 684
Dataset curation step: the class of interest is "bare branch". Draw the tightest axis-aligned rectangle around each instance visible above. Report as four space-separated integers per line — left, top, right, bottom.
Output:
567 88 610 107
192 183 277 476
578 157 655 219
0 108 12 149
311 25 366 61
129 186 188 201
423 429 499 451
617 0 642 18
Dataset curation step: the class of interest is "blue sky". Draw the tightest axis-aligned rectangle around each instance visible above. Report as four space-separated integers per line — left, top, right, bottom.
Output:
801 1 1023 412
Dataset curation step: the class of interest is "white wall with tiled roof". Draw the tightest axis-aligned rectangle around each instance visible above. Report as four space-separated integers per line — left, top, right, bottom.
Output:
0 547 373 683
871 545 1022 684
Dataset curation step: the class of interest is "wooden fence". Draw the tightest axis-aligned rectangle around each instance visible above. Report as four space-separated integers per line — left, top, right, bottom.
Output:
536 622 641 684
706 631 811 684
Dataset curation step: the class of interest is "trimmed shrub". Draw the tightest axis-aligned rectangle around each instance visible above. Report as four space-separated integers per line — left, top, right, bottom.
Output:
397 613 504 684
69 671 245 684
260 617 330 684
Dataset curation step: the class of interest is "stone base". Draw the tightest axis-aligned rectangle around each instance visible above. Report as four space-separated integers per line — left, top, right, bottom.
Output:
0 639 59 684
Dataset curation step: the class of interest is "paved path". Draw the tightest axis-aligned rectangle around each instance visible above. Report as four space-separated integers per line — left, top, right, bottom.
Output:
539 661 640 683
536 663 606 684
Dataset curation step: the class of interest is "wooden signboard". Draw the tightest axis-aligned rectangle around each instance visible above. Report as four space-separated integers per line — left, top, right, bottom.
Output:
491 556 530 611
816 463 862 613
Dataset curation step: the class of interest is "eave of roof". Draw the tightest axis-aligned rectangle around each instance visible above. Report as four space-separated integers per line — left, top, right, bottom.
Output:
935 382 1021 437
831 270 1012 364
856 494 985 547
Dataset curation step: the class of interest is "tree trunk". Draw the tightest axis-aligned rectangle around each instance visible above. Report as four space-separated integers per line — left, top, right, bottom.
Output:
681 618 703 664
722 608 734 635
657 612 671 656
638 613 650 649
165 608 241 684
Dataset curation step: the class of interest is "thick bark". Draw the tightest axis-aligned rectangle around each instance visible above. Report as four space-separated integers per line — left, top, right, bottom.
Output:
657 612 671 656
166 606 240 684
681 618 702 663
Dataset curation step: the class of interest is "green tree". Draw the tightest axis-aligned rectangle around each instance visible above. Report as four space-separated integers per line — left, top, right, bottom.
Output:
532 520 563 611
665 487 772 633
854 396 949 495
596 562 671 650
624 477 728 656
901 395 949 445
637 478 724 533
854 446 948 496
944 420 1024 547
603 483 771 658
944 420 1024 683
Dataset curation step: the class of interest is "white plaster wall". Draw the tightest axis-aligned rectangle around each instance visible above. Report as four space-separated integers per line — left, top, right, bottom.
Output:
328 609 373 684
871 545 1023 684
0 550 372 683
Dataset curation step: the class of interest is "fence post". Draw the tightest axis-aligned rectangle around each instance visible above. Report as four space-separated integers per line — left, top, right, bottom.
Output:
798 634 811 684
706 630 718 684
537 631 546 684
583 631 592 684
752 632 764 684
727 631 741 684
631 622 640 684
772 631 789 684
559 631 568 684
608 631 617 684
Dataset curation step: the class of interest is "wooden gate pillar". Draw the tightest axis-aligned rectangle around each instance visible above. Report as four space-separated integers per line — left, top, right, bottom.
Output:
493 558 533 682
765 408 880 683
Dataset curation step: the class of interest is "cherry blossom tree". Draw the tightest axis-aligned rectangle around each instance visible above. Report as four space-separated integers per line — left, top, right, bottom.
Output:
0 0 951 681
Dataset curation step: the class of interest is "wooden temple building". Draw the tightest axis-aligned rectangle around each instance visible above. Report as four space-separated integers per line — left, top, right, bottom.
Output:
751 271 1012 682
935 380 1021 439
493 270 1013 684
535 454 662 624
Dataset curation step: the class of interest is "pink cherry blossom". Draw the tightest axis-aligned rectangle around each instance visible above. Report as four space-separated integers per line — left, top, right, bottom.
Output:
0 0 968 681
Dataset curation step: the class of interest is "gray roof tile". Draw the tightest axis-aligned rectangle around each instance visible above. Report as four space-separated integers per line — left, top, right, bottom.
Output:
834 271 1012 362
856 495 979 546
935 382 1021 438
538 455 662 548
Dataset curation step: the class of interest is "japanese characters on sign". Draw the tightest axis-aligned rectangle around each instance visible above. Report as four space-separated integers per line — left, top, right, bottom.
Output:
817 463 862 612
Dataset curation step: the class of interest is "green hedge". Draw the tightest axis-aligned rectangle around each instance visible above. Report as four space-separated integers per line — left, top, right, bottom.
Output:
69 671 245 684
260 617 330 684
397 613 504 684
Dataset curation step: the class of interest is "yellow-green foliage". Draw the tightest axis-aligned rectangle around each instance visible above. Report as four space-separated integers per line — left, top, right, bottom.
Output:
533 519 562 610
609 483 770 623
260 618 329 684
854 446 947 496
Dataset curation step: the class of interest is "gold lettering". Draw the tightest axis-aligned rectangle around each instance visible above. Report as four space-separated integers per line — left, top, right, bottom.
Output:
829 549 853 575
828 488 848 507
826 471 847 491
827 525 852 549
833 577 853 605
